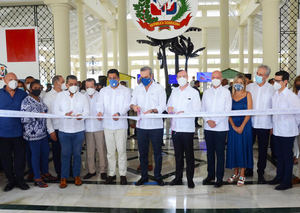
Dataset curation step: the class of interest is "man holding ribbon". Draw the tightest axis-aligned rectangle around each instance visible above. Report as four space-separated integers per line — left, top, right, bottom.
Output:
167 69 201 188
97 69 131 185
130 66 166 186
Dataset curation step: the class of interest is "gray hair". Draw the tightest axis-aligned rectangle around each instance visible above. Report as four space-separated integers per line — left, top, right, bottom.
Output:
66 75 77 83
52 75 62 85
86 78 96 86
257 64 271 76
140 66 153 76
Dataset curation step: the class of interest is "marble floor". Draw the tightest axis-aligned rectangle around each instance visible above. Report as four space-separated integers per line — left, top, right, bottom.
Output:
0 124 300 212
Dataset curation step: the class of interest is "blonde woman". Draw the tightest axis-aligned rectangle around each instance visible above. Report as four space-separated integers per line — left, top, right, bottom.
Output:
226 74 253 186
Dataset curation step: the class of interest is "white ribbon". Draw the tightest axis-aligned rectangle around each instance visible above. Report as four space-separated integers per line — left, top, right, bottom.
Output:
1 109 300 121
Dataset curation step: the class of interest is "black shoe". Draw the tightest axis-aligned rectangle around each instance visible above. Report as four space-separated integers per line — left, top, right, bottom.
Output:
83 172 96 180
105 176 116 184
187 180 195 188
101 173 107 180
245 169 253 177
169 178 183 186
202 177 214 185
4 182 15 192
120 176 127 185
268 178 281 185
257 176 267 184
135 178 148 186
214 181 223 188
275 184 292 190
16 182 30 190
155 179 165 186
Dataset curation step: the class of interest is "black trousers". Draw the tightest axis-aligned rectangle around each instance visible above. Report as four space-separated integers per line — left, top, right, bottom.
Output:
204 130 227 181
0 137 26 184
172 132 194 181
274 136 294 187
49 130 61 176
252 128 270 176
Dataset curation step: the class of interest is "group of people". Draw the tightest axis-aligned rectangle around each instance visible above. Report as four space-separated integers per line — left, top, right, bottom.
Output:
0 65 299 192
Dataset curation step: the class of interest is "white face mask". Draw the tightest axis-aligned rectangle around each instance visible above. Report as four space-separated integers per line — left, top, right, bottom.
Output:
86 88 96 96
8 80 18 90
211 79 221 87
61 83 67 91
68 85 78 94
273 82 282 91
26 84 31 90
177 77 188 87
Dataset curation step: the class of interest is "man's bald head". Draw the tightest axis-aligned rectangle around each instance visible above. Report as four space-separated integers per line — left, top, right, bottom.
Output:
4 72 17 84
212 70 222 80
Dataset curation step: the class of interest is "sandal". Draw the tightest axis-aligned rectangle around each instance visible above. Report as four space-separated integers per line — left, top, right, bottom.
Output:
237 176 245 186
34 179 48 188
42 173 58 182
227 174 239 183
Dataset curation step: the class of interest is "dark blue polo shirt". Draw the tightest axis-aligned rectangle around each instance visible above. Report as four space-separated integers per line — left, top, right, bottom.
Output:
0 86 27 138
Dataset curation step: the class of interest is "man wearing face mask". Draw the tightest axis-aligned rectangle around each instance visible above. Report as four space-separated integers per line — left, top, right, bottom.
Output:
246 65 274 183
202 71 232 187
53 75 89 188
0 72 29 192
25 76 35 93
269 71 300 190
97 69 131 185
167 70 201 188
43 75 65 179
83 78 108 181
130 66 167 186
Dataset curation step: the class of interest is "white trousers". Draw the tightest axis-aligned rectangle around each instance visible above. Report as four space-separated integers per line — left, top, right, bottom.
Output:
104 128 127 176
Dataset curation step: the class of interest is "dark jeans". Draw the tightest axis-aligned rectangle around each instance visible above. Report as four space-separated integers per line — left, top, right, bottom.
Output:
49 130 61 176
274 136 294 187
28 137 50 179
204 130 227 181
58 131 84 178
26 142 33 174
172 131 195 181
0 137 26 184
252 128 270 176
137 128 163 180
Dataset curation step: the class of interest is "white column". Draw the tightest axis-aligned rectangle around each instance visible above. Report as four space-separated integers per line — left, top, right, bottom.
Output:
156 59 161 83
220 0 230 70
202 27 208 72
77 0 87 81
247 16 254 74
239 24 245 73
46 0 71 77
148 46 154 68
101 23 108 73
118 0 129 74
262 0 280 77
112 28 118 68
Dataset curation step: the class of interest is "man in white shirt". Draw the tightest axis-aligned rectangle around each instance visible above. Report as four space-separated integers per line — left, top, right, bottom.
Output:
83 78 108 180
167 70 201 188
43 75 65 179
246 65 274 183
97 69 131 185
131 66 166 186
53 75 89 189
202 71 232 188
269 70 300 190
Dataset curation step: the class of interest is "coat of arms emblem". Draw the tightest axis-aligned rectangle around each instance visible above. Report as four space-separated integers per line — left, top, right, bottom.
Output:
130 0 198 39
0 64 7 78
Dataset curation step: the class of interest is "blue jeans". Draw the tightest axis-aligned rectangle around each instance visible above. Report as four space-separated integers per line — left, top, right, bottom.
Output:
28 137 50 180
137 128 163 180
58 131 84 178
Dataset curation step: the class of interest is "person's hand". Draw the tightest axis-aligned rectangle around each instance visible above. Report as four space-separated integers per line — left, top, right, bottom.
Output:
132 105 141 113
270 129 273 135
113 113 120 121
65 111 73 116
176 111 184 114
235 126 244 134
50 132 57 142
76 114 83 120
97 112 103 121
207 120 216 128
143 109 153 114
167 107 174 114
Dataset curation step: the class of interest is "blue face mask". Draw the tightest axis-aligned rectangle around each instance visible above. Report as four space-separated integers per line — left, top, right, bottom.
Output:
255 75 263 84
19 87 24 91
141 78 151 86
234 83 244 91
109 79 118 88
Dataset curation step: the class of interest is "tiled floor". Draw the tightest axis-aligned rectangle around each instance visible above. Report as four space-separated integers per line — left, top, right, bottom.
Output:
0 125 300 212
